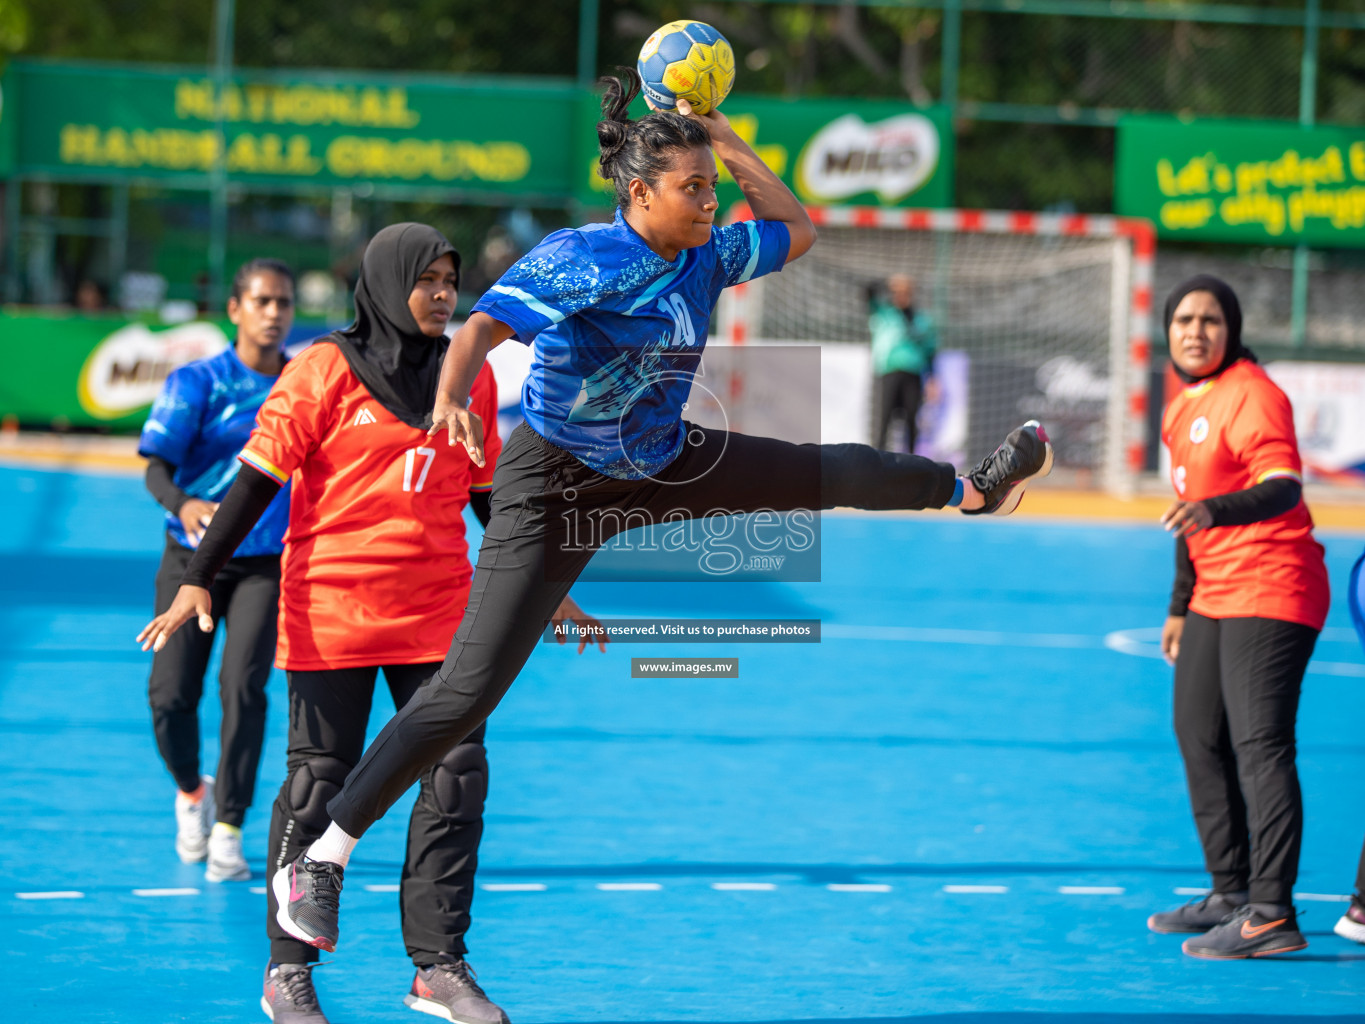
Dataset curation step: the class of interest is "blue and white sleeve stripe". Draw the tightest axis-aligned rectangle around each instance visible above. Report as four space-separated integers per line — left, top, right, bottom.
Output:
486 285 567 326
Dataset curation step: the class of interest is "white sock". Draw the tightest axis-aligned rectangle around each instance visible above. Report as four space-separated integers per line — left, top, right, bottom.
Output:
306 822 358 868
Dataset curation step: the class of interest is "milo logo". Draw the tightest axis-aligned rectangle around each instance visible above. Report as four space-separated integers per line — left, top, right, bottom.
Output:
77 322 229 419
795 113 940 204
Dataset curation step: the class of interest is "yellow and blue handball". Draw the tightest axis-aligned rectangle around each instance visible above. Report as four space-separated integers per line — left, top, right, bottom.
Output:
637 20 736 116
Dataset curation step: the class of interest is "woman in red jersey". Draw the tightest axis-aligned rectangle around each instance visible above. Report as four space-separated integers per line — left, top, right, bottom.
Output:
1146 275 1329 960
140 224 602 1024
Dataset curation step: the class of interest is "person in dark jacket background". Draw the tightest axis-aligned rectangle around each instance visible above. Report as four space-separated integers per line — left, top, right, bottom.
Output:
867 273 938 453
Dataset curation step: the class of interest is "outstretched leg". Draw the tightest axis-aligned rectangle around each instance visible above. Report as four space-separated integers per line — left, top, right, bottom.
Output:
279 419 1051 951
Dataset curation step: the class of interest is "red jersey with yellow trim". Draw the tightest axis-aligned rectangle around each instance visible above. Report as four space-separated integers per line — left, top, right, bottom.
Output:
238 342 501 669
1162 358 1328 630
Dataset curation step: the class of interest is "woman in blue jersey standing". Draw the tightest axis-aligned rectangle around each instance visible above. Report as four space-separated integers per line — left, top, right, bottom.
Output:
144 72 1052 953
139 259 294 882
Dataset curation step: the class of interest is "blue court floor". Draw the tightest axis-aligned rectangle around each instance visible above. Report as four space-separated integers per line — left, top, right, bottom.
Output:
1 463 1363 1023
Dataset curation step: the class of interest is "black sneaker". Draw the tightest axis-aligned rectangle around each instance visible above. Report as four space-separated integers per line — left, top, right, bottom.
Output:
271 854 343 953
1333 894 1365 944
1181 903 1307 959
961 420 1054 516
1147 890 1248 934
404 958 510 1024
262 962 330 1023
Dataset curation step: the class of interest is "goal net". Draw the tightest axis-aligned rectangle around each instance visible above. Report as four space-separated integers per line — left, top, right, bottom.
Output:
716 207 1155 496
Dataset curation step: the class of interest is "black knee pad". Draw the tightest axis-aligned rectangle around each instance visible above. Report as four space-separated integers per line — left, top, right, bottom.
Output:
285 756 351 832
430 743 488 823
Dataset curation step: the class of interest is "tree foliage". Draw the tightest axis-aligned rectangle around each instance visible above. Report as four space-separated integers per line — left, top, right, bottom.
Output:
0 0 30 62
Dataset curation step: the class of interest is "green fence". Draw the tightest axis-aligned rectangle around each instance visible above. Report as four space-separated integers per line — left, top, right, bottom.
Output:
6 0 1365 358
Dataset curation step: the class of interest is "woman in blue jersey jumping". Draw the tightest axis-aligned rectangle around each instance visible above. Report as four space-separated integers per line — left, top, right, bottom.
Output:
156 71 1055 952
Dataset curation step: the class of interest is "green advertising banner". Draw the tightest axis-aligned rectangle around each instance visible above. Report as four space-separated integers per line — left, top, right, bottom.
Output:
576 94 953 210
3 60 952 210
0 309 231 429
1116 116 1365 246
7 60 583 199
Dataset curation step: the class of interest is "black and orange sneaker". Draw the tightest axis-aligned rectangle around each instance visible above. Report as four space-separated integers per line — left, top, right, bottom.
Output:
271 853 343 952
1147 890 1248 934
261 962 330 1023
404 958 509 1023
961 420 1054 516
1334 894 1365 944
1182 903 1307 959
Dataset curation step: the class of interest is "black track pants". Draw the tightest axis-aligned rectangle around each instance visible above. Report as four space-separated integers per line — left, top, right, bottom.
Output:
148 537 280 828
328 422 956 838
1173 612 1318 906
874 370 924 453
267 663 487 966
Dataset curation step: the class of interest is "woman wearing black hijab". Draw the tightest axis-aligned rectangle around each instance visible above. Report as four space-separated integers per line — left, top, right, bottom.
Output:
141 224 603 1024
1146 275 1329 959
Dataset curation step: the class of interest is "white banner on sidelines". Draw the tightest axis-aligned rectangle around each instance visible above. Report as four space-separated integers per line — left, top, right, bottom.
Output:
1266 361 1365 487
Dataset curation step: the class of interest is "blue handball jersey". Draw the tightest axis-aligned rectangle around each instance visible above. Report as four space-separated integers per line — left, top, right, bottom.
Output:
472 210 790 479
139 346 290 556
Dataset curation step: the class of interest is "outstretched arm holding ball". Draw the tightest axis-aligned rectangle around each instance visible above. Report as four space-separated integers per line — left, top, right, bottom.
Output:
636 19 814 262
675 98 816 262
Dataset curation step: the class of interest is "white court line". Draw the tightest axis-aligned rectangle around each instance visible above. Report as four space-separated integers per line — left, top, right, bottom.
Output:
1174 887 1211 896
132 888 199 897
1303 662 1365 678
828 883 892 893
249 887 267 895
1294 892 1351 902
1106 628 1365 677
822 624 1096 649
596 882 662 891
363 884 401 893
943 885 1009 894
712 882 777 891
15 891 84 900
1059 886 1125 895
482 883 547 892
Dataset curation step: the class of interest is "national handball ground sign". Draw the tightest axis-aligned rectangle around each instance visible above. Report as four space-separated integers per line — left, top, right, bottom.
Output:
4 59 581 199
1116 116 1365 247
4 59 954 211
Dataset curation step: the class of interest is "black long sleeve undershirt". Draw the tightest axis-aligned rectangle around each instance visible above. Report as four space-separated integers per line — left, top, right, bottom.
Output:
181 466 493 592
144 455 193 516
180 464 281 589
1202 476 1301 527
1169 535 1195 617
1167 477 1302 616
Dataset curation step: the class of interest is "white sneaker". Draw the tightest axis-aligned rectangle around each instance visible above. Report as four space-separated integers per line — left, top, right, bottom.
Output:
205 821 251 882
174 775 214 864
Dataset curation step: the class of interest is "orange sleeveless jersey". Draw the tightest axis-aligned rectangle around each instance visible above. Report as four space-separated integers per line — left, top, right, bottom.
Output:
1162 358 1328 630
237 343 502 669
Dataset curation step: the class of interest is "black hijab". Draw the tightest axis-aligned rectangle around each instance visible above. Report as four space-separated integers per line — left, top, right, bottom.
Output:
1162 274 1255 384
323 223 460 428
